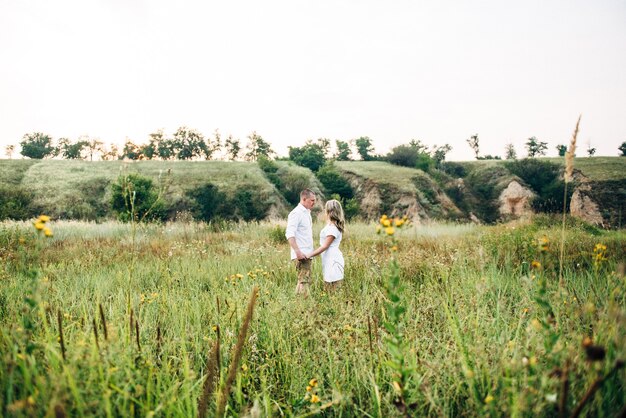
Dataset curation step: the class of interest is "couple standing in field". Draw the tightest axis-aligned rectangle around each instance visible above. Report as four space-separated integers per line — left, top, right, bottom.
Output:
285 189 345 296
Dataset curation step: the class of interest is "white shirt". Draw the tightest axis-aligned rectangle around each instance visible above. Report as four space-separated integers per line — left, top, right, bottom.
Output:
285 203 313 260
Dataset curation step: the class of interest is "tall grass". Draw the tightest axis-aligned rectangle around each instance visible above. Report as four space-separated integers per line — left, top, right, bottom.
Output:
0 218 625 416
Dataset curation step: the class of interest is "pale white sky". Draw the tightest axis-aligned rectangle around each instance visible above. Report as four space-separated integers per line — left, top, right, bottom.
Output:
1 0 625 160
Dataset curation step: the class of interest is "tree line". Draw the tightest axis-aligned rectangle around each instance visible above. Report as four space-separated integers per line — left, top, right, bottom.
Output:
5 129 626 162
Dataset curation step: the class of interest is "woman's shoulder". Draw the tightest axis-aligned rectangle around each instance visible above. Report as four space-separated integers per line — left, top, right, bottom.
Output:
324 223 341 236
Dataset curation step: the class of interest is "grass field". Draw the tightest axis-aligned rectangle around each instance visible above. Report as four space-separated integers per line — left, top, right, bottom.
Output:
1 215 625 416
335 161 424 193
460 157 626 182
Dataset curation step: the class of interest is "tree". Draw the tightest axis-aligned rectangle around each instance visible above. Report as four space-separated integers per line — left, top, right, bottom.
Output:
505 143 517 160
58 137 89 159
4 144 15 159
587 145 596 157
352 136 375 161
525 136 548 158
619 142 626 156
224 135 241 161
101 144 119 160
122 140 143 160
334 140 351 160
288 139 327 172
386 141 436 172
245 131 274 161
20 132 55 159
556 144 567 157
172 126 206 160
153 130 175 160
466 134 480 160
141 131 162 160
431 144 452 168
387 145 419 168
84 137 103 161
202 129 221 160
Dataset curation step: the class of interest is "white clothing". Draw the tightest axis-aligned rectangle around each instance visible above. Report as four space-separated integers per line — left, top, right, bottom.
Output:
285 203 313 260
320 223 344 282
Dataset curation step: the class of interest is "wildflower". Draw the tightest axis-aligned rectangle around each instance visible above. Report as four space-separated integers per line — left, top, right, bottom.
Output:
391 245 398 252
241 364 248 372
484 394 494 404
37 215 51 223
529 356 538 366
310 394 320 403
34 222 45 230
306 385 312 392
43 228 53 237
385 226 395 236
382 219 391 227
236 273 244 279
394 218 404 227
309 378 318 387
379 215 388 223
531 260 541 269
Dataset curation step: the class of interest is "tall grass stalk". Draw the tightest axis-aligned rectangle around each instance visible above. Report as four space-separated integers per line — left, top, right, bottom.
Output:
215 286 258 417
559 115 580 287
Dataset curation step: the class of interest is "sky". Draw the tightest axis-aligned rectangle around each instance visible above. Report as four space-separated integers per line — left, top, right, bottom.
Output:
1 0 625 161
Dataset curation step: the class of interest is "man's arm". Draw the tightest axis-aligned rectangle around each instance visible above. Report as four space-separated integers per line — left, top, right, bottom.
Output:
287 237 307 260
285 210 307 260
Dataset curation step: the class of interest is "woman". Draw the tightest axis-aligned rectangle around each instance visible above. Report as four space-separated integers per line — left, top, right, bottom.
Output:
307 199 345 289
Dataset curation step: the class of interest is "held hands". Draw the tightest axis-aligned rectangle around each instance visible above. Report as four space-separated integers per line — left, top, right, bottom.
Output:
295 250 310 260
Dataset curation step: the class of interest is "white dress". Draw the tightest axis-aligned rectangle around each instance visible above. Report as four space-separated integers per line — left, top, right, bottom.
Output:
320 223 344 282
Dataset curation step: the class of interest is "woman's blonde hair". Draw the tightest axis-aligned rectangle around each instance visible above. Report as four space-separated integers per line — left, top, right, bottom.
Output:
325 199 345 233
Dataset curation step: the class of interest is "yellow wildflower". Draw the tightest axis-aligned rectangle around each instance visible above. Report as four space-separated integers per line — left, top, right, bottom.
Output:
309 378 318 387
531 260 541 269
241 364 248 372
37 215 51 223
310 394 320 403
394 218 404 227
306 385 312 392
385 226 395 236
484 394 494 404
43 227 53 237
382 219 391 227
236 273 244 279
34 222 45 231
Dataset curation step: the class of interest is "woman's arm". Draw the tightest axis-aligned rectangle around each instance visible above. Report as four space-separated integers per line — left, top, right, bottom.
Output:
307 235 335 258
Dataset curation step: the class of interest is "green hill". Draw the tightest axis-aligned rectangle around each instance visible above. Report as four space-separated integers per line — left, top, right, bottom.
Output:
1 157 624 227
0 160 288 221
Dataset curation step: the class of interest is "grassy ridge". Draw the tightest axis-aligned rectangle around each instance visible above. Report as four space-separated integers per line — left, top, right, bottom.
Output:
1 217 625 416
6 160 285 220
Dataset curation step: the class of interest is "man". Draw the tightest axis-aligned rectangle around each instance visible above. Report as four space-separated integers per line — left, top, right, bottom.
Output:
285 188 316 295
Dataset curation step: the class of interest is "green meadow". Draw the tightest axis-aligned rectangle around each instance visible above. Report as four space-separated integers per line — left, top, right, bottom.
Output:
1 215 625 417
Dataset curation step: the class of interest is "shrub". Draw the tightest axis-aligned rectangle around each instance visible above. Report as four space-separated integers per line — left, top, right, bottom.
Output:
233 186 271 221
110 174 167 222
439 162 467 178
316 162 353 200
280 171 312 206
187 183 227 222
0 186 34 220
258 157 282 190
505 159 571 213
268 225 286 244
330 193 360 220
